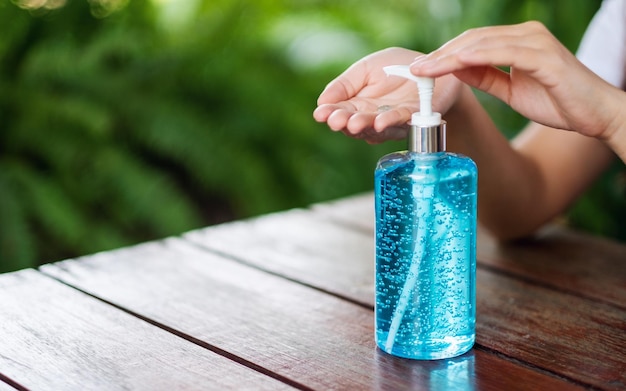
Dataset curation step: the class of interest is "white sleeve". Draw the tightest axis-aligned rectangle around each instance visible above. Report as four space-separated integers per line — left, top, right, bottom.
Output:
576 0 626 89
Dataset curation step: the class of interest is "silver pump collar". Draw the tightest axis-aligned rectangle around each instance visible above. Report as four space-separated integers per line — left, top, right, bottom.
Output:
409 121 446 153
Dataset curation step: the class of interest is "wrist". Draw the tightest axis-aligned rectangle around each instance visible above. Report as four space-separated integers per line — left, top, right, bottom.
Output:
602 88 626 162
443 84 502 154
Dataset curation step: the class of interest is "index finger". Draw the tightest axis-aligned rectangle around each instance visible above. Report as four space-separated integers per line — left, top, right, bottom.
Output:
420 23 533 62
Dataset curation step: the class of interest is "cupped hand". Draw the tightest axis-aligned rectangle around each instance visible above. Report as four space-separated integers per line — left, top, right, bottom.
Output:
313 47 463 144
411 21 623 140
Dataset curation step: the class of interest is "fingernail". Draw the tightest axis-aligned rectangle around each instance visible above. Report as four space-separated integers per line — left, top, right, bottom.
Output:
411 58 435 72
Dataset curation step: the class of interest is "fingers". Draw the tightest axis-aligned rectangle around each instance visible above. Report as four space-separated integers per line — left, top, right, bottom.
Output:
327 108 363 133
420 22 536 64
412 29 548 77
452 66 513 105
410 21 563 103
314 46 424 141
320 47 422 101
314 101 412 140
325 107 411 134
313 100 362 131
374 106 415 131
314 103 376 133
313 102 354 124
314 62 376 131
346 112 379 133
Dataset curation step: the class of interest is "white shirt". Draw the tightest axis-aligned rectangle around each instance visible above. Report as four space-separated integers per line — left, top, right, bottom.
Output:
577 0 626 89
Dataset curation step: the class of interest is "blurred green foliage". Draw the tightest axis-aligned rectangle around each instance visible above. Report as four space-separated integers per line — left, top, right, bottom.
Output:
1 0 620 273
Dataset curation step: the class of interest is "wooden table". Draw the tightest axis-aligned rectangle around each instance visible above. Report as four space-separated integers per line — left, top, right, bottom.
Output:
1 193 625 390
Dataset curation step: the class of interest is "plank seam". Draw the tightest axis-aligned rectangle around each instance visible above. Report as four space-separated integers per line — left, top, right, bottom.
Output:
311 211 626 312
0 373 29 391
477 263 626 312
39 263 604 391
37 270 313 391
182 240 608 391
184 240 375 311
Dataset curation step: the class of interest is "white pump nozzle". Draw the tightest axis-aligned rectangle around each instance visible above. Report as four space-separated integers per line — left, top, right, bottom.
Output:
383 65 441 127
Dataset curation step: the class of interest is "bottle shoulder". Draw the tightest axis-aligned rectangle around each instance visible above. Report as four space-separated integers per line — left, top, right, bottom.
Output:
376 151 477 178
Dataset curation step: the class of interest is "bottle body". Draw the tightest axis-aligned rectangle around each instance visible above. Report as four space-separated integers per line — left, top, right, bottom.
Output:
375 150 477 360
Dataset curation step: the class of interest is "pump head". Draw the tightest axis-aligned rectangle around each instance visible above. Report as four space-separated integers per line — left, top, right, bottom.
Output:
383 65 442 127
383 65 445 153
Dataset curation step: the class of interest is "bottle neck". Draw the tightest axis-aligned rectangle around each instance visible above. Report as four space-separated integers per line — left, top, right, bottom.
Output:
408 121 447 153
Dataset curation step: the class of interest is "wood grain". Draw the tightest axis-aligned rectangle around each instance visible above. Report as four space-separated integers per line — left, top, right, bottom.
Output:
477 227 626 309
185 196 626 389
311 192 374 233
0 269 294 391
41 238 585 390
184 208 375 307
311 193 626 309
3 193 621 389
476 270 626 390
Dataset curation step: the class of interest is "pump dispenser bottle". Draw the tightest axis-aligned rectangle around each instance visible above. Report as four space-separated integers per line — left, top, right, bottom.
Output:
374 65 477 360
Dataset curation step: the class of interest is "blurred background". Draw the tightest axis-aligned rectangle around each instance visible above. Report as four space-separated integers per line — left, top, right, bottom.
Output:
1 0 623 273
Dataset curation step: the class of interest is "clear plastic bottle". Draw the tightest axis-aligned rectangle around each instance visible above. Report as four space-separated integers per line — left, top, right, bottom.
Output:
374 66 477 360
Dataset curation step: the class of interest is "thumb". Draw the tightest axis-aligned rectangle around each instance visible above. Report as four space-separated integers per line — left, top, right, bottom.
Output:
317 62 368 105
453 66 512 105
317 78 355 105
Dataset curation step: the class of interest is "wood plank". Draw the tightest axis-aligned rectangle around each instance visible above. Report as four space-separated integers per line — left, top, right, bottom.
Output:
184 208 375 307
311 192 374 233
0 269 294 391
185 201 626 389
477 227 626 309
41 239 584 390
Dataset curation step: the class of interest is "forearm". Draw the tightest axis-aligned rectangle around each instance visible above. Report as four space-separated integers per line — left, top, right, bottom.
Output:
443 86 568 240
